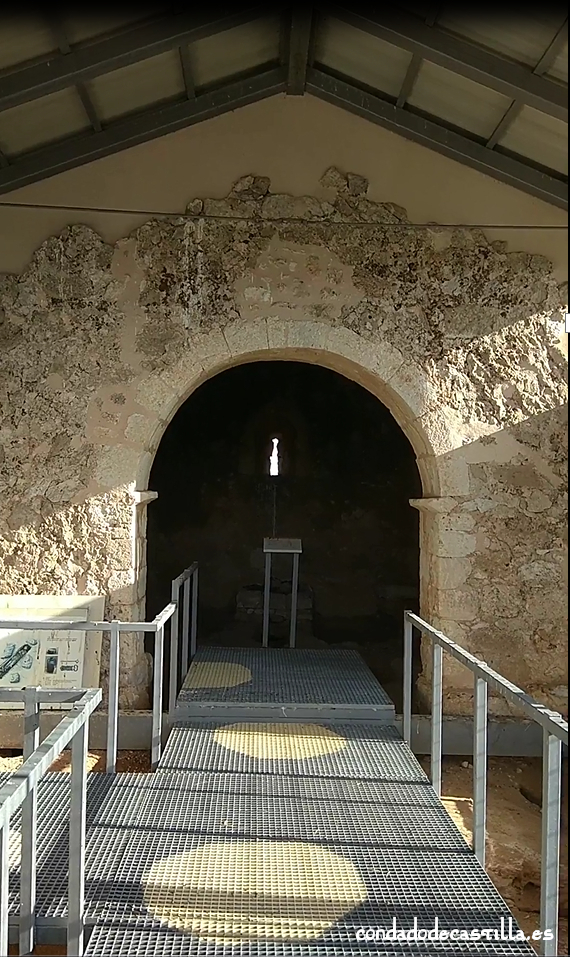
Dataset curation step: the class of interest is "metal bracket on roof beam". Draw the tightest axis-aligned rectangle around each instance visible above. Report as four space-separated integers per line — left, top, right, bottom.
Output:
307 68 568 210
0 7 276 114
322 5 568 123
0 69 287 196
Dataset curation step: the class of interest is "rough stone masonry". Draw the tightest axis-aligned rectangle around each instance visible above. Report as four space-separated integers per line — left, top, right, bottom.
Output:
0 168 567 713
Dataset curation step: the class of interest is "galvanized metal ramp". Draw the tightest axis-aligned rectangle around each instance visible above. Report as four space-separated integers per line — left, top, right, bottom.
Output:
81 754 534 956
5 648 536 955
175 646 396 723
5 737 536 955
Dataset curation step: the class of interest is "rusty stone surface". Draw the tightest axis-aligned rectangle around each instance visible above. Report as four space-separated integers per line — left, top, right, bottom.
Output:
0 169 567 711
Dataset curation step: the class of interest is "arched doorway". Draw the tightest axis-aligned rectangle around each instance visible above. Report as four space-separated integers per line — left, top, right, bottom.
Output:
146 360 422 707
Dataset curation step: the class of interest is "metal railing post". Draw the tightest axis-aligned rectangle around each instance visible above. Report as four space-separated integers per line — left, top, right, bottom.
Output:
540 728 562 957
168 580 180 716
473 676 488 866
0 687 101 957
20 687 40 955
68 716 88 956
403 612 413 746
152 624 164 769
0 822 9 957
106 621 120 773
262 551 272 647
181 576 191 679
430 641 443 796
190 567 199 661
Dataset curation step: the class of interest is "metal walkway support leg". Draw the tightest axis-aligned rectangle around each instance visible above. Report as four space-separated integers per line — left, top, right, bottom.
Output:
168 581 179 717
106 621 120 773
68 718 88 956
20 687 40 955
262 551 272 648
152 625 164 770
289 552 300 649
190 567 199 661
431 642 443 797
473 676 488 866
403 612 413 746
540 728 562 956
181 576 191 678
0 822 9 957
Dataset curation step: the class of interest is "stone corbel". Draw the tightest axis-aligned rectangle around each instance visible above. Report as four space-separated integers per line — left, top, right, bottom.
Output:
132 490 158 506
409 497 457 514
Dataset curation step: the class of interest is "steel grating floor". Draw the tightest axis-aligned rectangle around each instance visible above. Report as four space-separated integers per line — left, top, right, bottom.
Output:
157 721 429 781
4 652 537 955
4 742 535 955
82 766 534 956
176 647 395 722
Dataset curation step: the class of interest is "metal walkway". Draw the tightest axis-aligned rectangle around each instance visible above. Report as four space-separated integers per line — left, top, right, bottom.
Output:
7 647 536 955
175 646 396 722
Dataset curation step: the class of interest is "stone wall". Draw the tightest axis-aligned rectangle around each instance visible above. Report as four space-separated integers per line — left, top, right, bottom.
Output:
0 168 567 712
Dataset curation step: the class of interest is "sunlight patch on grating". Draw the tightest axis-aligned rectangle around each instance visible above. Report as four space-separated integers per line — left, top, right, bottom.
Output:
212 722 348 761
157 722 421 781
184 660 252 689
142 841 368 943
76 771 532 954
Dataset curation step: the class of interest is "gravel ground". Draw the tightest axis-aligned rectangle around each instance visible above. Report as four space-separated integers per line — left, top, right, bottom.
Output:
0 748 151 774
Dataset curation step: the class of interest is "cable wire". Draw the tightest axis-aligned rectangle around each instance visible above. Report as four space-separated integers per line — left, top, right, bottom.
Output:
0 199 566 228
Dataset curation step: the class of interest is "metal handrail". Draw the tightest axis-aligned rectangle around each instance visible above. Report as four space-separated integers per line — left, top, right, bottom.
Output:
0 686 102 957
168 563 199 715
403 610 568 957
0 604 176 773
0 565 199 772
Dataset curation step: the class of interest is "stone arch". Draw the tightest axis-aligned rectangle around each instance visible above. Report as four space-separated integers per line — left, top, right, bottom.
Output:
130 318 464 677
134 318 463 498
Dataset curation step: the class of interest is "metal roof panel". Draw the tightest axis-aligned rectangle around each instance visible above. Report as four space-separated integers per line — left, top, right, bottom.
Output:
190 16 281 89
435 8 567 68
545 37 568 83
407 60 513 138
0 8 565 208
59 9 163 47
0 87 90 155
0 15 57 70
86 50 186 123
315 16 413 98
499 105 568 175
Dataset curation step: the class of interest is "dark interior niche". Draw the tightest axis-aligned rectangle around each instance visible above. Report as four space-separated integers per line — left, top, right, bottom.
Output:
146 360 422 707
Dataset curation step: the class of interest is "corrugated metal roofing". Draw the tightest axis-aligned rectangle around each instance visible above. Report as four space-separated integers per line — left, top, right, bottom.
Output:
0 5 566 207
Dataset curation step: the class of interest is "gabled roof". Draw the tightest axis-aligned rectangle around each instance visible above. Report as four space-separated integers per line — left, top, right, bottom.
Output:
0 5 567 208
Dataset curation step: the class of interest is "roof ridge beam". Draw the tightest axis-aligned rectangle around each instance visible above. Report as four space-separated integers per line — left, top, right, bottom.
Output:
0 7 274 114
322 5 568 122
286 9 315 94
